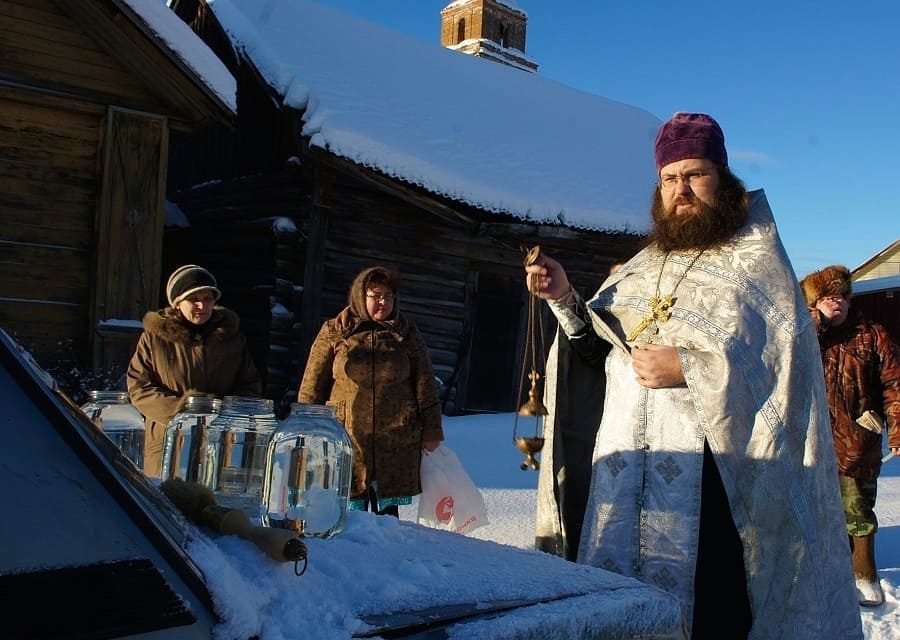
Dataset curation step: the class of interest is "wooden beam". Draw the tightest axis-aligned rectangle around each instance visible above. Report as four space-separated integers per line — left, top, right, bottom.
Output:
308 147 477 229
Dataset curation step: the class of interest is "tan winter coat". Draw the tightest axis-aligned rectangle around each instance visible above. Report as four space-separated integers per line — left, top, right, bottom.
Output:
298 277 443 501
127 306 262 477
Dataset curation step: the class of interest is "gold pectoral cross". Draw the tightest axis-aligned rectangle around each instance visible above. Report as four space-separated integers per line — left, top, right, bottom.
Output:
626 294 675 342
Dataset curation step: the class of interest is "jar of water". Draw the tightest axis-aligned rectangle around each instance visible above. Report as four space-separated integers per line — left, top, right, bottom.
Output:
160 395 222 483
81 390 145 470
205 396 277 518
262 403 353 538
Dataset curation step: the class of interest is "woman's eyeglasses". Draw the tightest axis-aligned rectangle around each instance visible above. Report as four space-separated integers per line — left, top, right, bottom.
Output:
366 292 395 302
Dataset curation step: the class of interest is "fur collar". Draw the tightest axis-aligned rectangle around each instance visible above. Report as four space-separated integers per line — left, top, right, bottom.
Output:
141 306 241 344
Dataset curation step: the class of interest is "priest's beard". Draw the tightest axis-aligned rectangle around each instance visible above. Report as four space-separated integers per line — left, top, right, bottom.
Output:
647 170 748 253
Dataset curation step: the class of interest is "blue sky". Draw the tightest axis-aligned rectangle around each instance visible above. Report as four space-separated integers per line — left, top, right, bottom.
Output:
316 0 899 278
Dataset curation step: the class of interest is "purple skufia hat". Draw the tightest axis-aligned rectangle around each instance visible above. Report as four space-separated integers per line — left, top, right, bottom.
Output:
654 112 728 171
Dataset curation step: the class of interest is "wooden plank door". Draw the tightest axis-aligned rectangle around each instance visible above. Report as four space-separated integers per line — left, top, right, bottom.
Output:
92 107 168 376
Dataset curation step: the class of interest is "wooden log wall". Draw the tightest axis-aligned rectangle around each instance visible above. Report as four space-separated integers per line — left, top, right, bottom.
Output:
165 168 310 409
312 168 644 414
0 0 173 116
1 0 227 379
169 151 646 415
0 0 116 365
0 84 101 366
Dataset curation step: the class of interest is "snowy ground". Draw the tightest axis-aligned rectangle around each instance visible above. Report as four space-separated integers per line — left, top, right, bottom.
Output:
407 413 900 639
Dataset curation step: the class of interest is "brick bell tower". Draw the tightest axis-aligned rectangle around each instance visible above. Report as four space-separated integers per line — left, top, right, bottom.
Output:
440 0 538 72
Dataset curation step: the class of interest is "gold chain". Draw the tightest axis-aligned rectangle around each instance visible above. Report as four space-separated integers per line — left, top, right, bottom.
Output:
625 250 704 342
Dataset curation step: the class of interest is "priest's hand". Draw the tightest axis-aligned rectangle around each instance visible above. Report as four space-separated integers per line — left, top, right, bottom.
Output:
632 343 685 388
524 252 571 301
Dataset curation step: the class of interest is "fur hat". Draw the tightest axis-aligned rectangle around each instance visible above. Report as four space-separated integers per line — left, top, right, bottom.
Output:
654 112 728 171
166 264 222 307
799 264 852 306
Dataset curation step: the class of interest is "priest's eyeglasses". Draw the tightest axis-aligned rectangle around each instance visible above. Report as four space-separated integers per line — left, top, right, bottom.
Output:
366 292 395 302
659 170 713 191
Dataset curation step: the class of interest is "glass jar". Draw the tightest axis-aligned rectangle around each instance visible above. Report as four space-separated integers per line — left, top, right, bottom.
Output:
204 396 277 518
81 390 145 470
160 395 222 483
262 403 353 538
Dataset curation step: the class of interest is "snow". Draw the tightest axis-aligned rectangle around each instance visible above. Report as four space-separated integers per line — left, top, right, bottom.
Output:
180 411 900 638
193 512 682 639
119 0 236 111
854 275 900 296
445 0 525 16
98 319 144 330
186 413 684 639
165 199 191 228
271 217 297 233
205 0 660 233
269 301 291 319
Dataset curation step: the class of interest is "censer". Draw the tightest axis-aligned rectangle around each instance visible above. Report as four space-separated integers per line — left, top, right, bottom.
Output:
513 245 548 471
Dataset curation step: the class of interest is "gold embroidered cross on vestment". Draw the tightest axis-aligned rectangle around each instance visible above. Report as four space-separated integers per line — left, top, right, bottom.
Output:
625 250 704 342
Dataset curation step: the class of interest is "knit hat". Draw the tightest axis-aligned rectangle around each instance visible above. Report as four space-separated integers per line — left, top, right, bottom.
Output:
166 264 221 307
654 112 728 171
799 265 852 306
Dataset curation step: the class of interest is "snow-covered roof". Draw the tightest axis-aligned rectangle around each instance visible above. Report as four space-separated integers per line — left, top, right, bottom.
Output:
121 0 236 113
207 0 660 233
852 274 900 295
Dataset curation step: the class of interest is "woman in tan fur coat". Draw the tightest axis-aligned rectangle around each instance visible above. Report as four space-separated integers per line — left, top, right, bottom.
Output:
298 266 444 516
127 265 261 478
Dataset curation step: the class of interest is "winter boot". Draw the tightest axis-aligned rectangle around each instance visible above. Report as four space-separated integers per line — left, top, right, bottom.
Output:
851 533 884 606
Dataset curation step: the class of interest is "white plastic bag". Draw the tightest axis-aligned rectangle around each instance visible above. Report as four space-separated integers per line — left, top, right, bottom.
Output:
417 445 489 535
